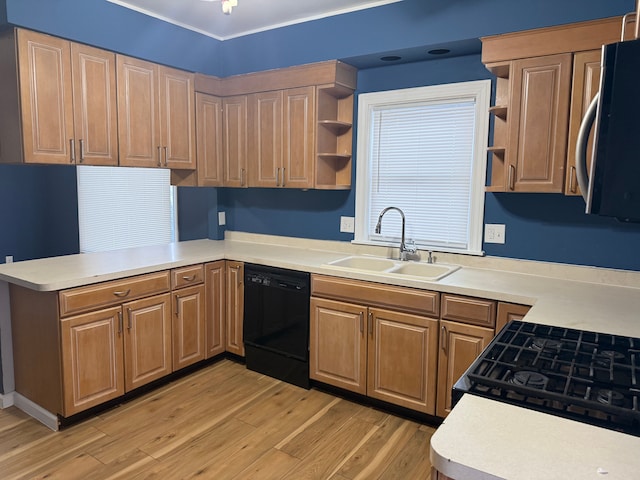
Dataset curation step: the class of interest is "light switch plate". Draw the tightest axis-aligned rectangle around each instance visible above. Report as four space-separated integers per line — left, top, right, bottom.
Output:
484 224 505 244
218 211 226 226
340 216 355 233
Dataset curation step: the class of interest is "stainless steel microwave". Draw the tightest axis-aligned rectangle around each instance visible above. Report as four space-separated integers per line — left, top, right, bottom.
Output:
576 37 640 223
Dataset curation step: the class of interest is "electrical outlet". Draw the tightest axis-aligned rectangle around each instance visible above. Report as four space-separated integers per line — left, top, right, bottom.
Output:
218 211 226 226
484 224 506 244
340 216 355 233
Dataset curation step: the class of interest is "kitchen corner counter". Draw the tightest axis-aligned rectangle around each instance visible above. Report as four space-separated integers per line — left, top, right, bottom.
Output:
430 395 640 480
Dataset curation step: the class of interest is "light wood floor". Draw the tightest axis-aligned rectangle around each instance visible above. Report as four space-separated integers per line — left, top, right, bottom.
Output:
0 359 437 479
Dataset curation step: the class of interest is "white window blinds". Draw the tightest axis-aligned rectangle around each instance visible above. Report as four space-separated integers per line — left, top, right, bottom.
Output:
77 166 177 253
356 81 490 255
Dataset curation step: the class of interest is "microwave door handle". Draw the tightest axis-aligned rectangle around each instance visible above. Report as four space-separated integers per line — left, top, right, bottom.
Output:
575 92 599 207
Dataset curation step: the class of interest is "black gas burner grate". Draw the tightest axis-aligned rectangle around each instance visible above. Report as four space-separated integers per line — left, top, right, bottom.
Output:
455 321 640 437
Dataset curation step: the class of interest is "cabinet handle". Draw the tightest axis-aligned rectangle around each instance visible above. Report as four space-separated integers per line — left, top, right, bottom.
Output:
368 311 373 336
70 139 76 163
440 325 447 354
113 289 131 298
241 168 246 186
508 164 515 191
157 146 162 167
163 146 168 167
569 166 577 193
359 311 364 334
281 167 285 187
127 307 132 330
182 274 196 282
79 139 85 163
175 294 180 316
117 311 123 335
276 168 280 187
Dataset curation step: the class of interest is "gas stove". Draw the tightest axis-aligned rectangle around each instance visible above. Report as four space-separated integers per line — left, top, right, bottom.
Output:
453 320 640 437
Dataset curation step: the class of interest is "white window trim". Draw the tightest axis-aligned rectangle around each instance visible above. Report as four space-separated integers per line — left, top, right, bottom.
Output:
354 80 491 256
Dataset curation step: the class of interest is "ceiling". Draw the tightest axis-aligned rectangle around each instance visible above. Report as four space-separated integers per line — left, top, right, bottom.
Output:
106 0 403 41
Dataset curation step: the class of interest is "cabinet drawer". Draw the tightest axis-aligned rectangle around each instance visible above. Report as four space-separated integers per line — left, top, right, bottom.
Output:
171 264 204 289
311 275 439 317
59 271 171 317
441 294 496 328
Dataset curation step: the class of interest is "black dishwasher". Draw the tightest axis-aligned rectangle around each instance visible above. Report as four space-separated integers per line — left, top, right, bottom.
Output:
243 264 310 388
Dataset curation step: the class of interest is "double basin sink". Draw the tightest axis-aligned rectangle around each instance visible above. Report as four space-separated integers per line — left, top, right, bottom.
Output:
324 255 460 281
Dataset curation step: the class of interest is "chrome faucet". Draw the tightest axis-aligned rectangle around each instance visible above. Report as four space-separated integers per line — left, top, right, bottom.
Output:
375 207 416 261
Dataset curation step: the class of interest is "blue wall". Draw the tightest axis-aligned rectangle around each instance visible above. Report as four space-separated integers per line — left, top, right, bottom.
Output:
1 0 639 272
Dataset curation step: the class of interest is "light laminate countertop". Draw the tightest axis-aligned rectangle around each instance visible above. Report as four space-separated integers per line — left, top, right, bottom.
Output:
1 234 639 479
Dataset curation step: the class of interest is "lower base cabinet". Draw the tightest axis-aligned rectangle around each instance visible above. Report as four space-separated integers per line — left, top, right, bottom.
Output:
61 293 172 416
225 261 245 356
310 295 439 414
435 319 494 418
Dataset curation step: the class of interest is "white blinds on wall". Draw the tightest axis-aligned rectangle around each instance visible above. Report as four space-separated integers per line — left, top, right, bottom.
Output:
77 166 176 253
368 101 476 249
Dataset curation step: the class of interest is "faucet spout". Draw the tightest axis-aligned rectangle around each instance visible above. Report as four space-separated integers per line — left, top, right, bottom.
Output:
375 207 415 261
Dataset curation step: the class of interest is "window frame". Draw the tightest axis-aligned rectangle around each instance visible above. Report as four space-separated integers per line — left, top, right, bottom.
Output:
354 79 491 256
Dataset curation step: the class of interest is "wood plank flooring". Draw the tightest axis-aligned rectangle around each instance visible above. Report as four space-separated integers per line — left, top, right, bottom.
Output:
0 359 437 479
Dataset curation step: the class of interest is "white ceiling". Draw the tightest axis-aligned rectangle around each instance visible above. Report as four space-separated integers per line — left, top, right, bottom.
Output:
106 0 403 41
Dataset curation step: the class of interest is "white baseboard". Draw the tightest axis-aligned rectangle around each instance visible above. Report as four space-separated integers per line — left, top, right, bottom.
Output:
0 391 15 408
13 393 59 431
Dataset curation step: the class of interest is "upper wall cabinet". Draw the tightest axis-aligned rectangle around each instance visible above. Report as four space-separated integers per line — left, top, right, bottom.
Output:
482 16 629 194
195 93 224 187
195 60 357 190
117 55 196 170
0 29 118 165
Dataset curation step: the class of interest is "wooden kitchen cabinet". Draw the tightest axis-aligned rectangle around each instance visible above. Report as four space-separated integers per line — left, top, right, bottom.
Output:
196 93 225 187
310 275 439 414
0 28 118 165
487 54 572 193
225 261 245 356
247 86 316 188
117 56 196 170
61 292 172 416
171 264 206 370
482 17 627 194
60 307 124 416
204 261 226 358
223 95 249 187
495 301 531 333
436 319 494 418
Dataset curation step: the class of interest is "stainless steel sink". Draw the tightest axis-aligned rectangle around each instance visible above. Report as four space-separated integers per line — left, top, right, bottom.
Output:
324 255 460 281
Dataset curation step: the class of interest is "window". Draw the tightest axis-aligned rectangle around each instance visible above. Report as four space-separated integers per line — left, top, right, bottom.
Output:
355 80 490 255
76 166 177 253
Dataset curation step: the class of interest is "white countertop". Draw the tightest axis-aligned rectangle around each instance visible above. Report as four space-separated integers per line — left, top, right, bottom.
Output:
1 233 639 478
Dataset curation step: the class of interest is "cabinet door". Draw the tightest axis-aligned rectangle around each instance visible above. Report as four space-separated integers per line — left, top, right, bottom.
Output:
172 285 205 370
196 93 224 186
70 42 118 166
123 293 172 391
159 66 196 170
508 54 572 192
225 261 245 356
565 50 601 196
248 91 283 187
117 55 161 168
17 29 74 164
495 302 530 333
205 261 226 358
436 320 494 418
283 87 315 188
309 297 367 394
60 307 124 416
223 96 248 187
367 308 439 414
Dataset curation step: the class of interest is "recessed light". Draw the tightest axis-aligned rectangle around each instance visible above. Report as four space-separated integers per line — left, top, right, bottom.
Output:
380 55 402 62
428 49 450 55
